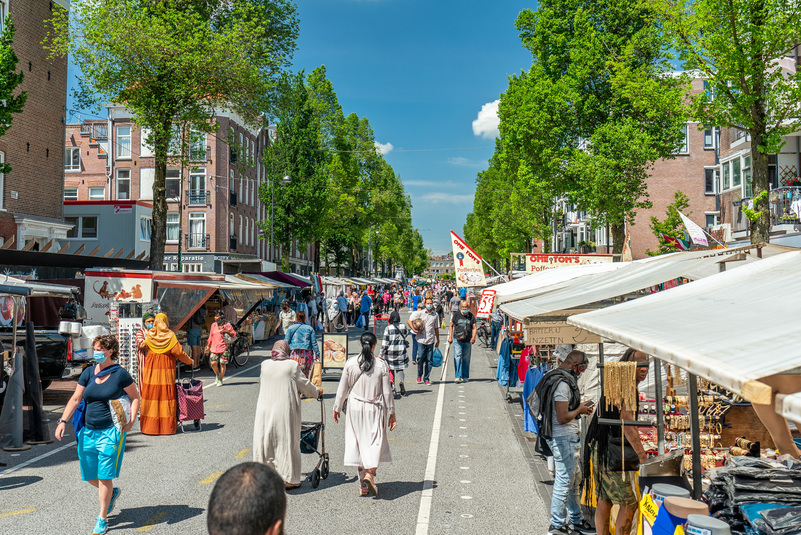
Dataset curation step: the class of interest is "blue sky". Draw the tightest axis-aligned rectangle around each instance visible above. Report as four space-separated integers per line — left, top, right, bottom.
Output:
67 0 534 255
291 0 533 254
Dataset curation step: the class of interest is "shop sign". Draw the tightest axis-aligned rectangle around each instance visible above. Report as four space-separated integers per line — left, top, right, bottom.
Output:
450 230 486 288
525 254 613 273
523 320 600 345
114 205 133 214
85 272 153 324
476 289 496 319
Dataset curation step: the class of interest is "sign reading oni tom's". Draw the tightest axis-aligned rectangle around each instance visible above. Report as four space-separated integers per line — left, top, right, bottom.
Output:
525 253 613 273
450 231 486 288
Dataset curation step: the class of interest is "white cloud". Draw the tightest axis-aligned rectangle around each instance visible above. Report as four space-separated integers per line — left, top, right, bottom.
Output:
374 141 394 155
404 179 460 188
447 156 485 168
472 99 500 139
420 192 475 205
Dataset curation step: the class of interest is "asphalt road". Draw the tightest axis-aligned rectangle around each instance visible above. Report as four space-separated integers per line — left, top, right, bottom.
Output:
0 316 549 534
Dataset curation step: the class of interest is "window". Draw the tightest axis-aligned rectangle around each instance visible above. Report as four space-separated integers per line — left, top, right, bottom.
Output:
703 128 714 149
704 168 716 194
116 168 130 200
140 128 154 158
733 158 741 187
705 214 718 228
166 168 181 200
239 177 243 200
139 217 152 241
703 80 714 101
239 215 243 242
744 155 752 197
182 263 203 273
0 151 4 209
189 130 206 161
140 168 155 200
188 213 206 249
188 167 206 205
64 187 78 201
166 212 180 242
678 123 689 154
229 213 235 236
64 147 81 171
89 187 105 201
66 216 98 239
116 126 132 158
722 162 731 190
230 170 235 191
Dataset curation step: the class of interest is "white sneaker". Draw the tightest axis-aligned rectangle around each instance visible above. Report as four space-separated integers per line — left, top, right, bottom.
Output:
454 378 463 384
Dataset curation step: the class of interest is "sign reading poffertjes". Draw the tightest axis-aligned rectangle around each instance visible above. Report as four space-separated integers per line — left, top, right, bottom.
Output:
525 254 613 273
450 231 486 288
524 320 600 345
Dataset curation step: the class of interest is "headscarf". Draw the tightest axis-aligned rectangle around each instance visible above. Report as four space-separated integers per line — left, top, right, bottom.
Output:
327 300 339 321
145 313 178 354
142 311 156 323
389 311 401 326
271 340 291 360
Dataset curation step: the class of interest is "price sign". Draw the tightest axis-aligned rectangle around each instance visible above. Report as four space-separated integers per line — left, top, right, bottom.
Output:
639 494 658 526
476 289 496 319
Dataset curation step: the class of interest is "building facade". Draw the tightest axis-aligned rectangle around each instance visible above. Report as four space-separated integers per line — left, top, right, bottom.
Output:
63 200 152 259
423 254 455 278
64 105 315 274
0 0 72 250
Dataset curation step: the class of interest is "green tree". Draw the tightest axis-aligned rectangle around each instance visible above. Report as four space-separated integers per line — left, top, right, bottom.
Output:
0 17 27 175
657 0 801 244
646 191 692 256
45 0 299 269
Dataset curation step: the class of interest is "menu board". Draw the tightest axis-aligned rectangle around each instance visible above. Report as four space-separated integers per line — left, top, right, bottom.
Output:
322 333 348 369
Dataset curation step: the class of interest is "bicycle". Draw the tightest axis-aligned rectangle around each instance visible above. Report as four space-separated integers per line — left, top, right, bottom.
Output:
229 332 251 368
476 319 491 348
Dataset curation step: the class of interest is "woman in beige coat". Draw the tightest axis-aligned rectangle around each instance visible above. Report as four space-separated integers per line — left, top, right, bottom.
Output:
333 332 397 496
253 340 321 489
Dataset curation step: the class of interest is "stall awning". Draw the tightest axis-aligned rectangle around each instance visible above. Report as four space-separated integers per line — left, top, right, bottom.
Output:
778 392 801 422
498 249 750 322
0 275 78 298
321 276 349 286
237 273 296 289
244 271 310 288
568 251 801 404
492 262 624 306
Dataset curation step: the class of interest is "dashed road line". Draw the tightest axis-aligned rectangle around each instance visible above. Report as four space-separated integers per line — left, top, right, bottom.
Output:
199 471 224 485
234 448 251 459
0 508 35 518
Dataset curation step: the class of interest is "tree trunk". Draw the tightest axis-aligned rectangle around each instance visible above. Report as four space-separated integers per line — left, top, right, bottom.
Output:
313 239 321 273
750 133 771 244
611 222 626 256
148 118 173 270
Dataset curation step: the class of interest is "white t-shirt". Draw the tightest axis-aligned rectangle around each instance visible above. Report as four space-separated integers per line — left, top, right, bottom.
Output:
550 381 580 437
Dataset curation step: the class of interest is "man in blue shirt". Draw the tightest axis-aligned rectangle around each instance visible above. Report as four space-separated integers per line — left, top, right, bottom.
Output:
336 292 349 319
360 291 372 332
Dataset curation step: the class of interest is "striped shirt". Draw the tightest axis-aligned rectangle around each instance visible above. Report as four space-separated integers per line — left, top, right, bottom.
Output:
380 323 409 371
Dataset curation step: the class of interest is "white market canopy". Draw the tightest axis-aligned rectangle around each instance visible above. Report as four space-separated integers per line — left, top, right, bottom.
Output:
778 392 801 422
498 248 756 322
568 251 801 404
0 275 78 298
492 262 624 306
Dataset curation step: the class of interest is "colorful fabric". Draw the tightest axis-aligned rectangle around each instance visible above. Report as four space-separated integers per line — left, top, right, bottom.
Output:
592 450 639 505
661 234 689 251
78 426 127 481
271 340 291 360
290 348 314 378
140 344 192 435
210 351 229 364
145 313 178 353
380 323 410 371
208 321 233 354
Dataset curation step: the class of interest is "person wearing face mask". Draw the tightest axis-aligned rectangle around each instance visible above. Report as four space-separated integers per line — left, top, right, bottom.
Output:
56 335 140 535
273 300 296 337
140 313 194 435
135 312 155 392
534 350 594 535
207 309 236 386
447 300 477 384
406 297 440 386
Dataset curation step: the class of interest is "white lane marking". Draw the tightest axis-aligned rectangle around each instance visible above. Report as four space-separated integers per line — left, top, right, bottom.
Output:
460 480 471 484
461 496 473 500
0 442 75 476
459 466 470 470
415 353 449 535
461 514 474 518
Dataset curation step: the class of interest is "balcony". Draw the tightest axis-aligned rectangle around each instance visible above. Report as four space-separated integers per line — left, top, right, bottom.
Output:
230 191 237 206
229 236 237 251
186 232 210 251
80 122 108 141
186 189 209 206
732 185 801 234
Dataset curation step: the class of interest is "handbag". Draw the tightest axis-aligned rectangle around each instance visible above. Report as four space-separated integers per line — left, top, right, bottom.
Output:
72 364 122 441
341 371 364 414
310 361 322 388
607 434 640 471
109 395 132 431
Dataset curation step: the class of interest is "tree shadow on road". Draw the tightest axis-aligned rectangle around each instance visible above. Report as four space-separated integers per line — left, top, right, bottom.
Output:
109 504 204 530
0 475 42 490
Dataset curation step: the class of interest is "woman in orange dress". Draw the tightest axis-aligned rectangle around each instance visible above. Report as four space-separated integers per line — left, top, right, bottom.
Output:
139 313 193 435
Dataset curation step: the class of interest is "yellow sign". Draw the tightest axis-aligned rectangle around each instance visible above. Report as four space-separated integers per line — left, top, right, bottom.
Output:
675 526 685 535
639 494 658 526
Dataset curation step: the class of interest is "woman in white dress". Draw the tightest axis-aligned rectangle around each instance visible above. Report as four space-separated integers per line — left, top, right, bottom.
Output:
253 340 321 489
333 332 397 496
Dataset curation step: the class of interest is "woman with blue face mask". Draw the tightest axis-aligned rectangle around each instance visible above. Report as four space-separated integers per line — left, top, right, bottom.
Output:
55 335 140 535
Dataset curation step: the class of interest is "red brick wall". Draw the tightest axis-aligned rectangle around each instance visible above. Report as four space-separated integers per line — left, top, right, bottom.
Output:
0 0 68 242
64 123 109 199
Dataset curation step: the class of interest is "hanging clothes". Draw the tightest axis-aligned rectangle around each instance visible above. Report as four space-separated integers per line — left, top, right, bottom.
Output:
496 338 512 386
522 365 547 433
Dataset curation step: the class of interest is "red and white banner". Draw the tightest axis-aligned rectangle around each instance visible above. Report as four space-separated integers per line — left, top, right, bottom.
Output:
525 253 613 273
450 231 486 288
476 289 496 319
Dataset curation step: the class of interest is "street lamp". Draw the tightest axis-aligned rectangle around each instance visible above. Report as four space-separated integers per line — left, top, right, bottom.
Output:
270 174 291 262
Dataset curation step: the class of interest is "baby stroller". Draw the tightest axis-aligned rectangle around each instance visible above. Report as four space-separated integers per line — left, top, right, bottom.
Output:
300 396 329 488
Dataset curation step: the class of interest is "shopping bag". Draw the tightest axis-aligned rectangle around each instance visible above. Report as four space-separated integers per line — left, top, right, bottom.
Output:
176 378 205 422
355 314 363 328
310 361 322 387
432 347 443 367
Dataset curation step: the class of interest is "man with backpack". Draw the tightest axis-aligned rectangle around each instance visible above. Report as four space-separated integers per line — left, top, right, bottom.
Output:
530 350 595 535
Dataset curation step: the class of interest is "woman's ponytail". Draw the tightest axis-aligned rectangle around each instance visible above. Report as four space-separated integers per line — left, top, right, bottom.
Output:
358 332 377 373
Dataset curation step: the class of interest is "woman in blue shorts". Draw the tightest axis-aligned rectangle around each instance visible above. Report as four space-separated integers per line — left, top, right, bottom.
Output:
56 334 140 535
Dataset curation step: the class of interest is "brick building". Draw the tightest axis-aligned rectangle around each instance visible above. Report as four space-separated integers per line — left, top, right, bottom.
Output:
64 105 315 274
0 0 72 249
423 254 454 278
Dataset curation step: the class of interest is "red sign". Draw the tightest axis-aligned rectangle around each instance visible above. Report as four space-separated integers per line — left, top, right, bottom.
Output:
525 253 613 273
476 289 496 319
